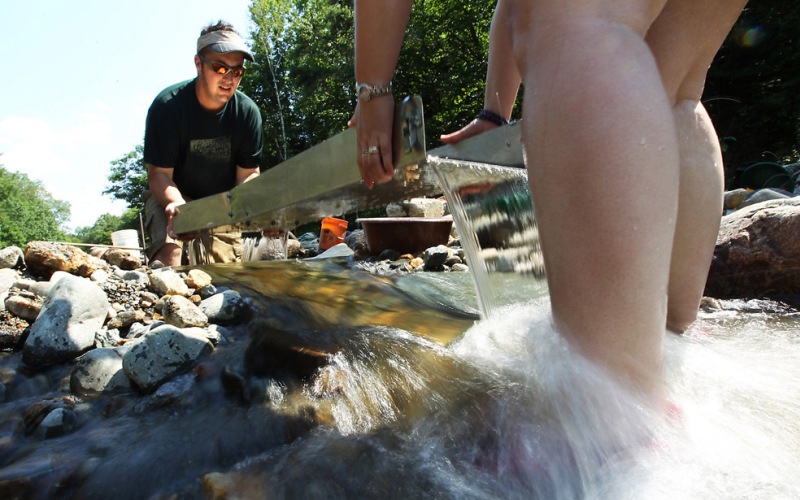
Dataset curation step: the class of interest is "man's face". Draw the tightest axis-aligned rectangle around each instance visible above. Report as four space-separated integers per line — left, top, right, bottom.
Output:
194 51 246 111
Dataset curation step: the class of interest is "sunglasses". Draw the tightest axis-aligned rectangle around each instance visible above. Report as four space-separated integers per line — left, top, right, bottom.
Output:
198 54 246 79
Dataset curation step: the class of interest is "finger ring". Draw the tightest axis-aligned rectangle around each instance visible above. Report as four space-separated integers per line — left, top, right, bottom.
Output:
361 145 379 156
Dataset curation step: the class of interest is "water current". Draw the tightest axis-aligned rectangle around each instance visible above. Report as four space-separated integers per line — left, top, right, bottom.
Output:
1 159 799 498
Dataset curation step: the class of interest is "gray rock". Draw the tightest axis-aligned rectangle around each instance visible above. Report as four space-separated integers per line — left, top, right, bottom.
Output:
106 309 146 330
0 269 18 294
0 246 24 269
116 270 149 286
22 276 110 368
90 269 110 283
423 245 450 271
70 347 132 397
162 295 208 328
95 327 123 348
28 281 55 298
148 269 190 296
35 408 78 439
197 284 217 300
740 188 791 209
199 290 249 325
127 322 151 339
451 263 470 272
122 324 213 392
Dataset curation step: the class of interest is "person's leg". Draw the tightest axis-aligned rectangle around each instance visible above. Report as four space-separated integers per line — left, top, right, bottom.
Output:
144 190 183 267
504 0 676 401
646 0 748 332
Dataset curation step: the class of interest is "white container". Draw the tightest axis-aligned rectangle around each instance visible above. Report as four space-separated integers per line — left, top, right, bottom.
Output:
111 229 141 256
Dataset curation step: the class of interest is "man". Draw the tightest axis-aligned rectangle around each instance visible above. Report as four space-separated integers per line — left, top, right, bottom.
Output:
144 21 263 267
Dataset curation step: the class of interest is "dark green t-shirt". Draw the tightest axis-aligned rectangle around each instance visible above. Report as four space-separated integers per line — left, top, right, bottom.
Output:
143 79 263 200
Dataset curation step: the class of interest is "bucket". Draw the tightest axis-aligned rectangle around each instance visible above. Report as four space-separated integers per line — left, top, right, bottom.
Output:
319 217 348 250
111 229 141 257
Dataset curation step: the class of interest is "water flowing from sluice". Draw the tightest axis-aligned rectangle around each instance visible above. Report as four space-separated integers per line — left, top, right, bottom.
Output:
2 159 800 497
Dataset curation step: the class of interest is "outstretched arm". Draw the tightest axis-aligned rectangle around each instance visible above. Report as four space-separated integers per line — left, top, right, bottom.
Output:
441 0 521 144
351 0 413 188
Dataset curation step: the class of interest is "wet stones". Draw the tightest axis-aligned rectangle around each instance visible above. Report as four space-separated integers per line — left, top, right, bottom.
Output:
69 348 133 397
199 290 248 325
121 324 214 392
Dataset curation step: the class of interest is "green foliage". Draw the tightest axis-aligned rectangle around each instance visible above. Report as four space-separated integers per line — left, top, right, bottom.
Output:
73 208 142 246
103 144 147 212
241 0 497 169
0 162 71 248
705 2 800 181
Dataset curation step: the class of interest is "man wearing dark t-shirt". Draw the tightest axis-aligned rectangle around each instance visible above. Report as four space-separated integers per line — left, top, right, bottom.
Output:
143 20 263 266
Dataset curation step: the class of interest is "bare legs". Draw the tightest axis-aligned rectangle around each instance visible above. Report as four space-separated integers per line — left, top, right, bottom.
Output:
508 2 678 399
647 0 749 332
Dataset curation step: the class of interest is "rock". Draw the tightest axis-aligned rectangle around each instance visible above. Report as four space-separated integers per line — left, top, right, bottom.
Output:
0 269 18 294
197 285 217 300
162 295 208 328
148 269 190 296
423 245 450 271
70 348 132 397
386 198 446 218
35 407 78 439
0 246 24 269
116 270 149 286
121 324 213 392
199 290 249 325
451 263 470 272
106 309 146 330
739 188 791 209
705 197 800 299
28 281 55 298
90 268 110 283
24 241 106 279
4 294 42 322
186 269 213 289
104 249 141 270
724 188 751 211
22 276 110 368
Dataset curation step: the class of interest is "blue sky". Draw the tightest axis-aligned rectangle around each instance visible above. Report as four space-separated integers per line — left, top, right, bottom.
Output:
0 0 253 231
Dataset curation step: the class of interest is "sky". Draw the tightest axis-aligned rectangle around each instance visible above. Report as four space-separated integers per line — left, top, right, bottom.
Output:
0 0 253 231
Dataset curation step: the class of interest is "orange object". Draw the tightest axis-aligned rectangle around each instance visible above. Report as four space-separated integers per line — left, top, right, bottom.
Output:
319 217 348 250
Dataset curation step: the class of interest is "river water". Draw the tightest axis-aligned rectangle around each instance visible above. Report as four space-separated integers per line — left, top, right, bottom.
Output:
3 159 800 497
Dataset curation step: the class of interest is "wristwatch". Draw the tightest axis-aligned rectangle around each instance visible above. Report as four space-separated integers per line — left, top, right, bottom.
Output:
356 82 393 102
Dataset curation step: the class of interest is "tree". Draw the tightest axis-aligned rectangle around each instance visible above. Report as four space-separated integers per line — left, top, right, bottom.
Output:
103 144 147 212
0 160 71 248
73 208 141 246
242 0 497 169
704 2 800 182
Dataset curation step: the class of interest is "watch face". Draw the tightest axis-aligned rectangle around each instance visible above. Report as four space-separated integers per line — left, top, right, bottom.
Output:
358 84 371 101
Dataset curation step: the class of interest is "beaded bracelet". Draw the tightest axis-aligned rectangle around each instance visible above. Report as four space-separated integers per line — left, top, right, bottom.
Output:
477 109 509 126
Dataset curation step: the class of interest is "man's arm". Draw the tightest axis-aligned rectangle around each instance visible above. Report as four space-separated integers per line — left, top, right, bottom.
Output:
147 163 190 239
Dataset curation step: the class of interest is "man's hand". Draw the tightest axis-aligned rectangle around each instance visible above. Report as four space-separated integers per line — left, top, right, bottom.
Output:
165 201 198 240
